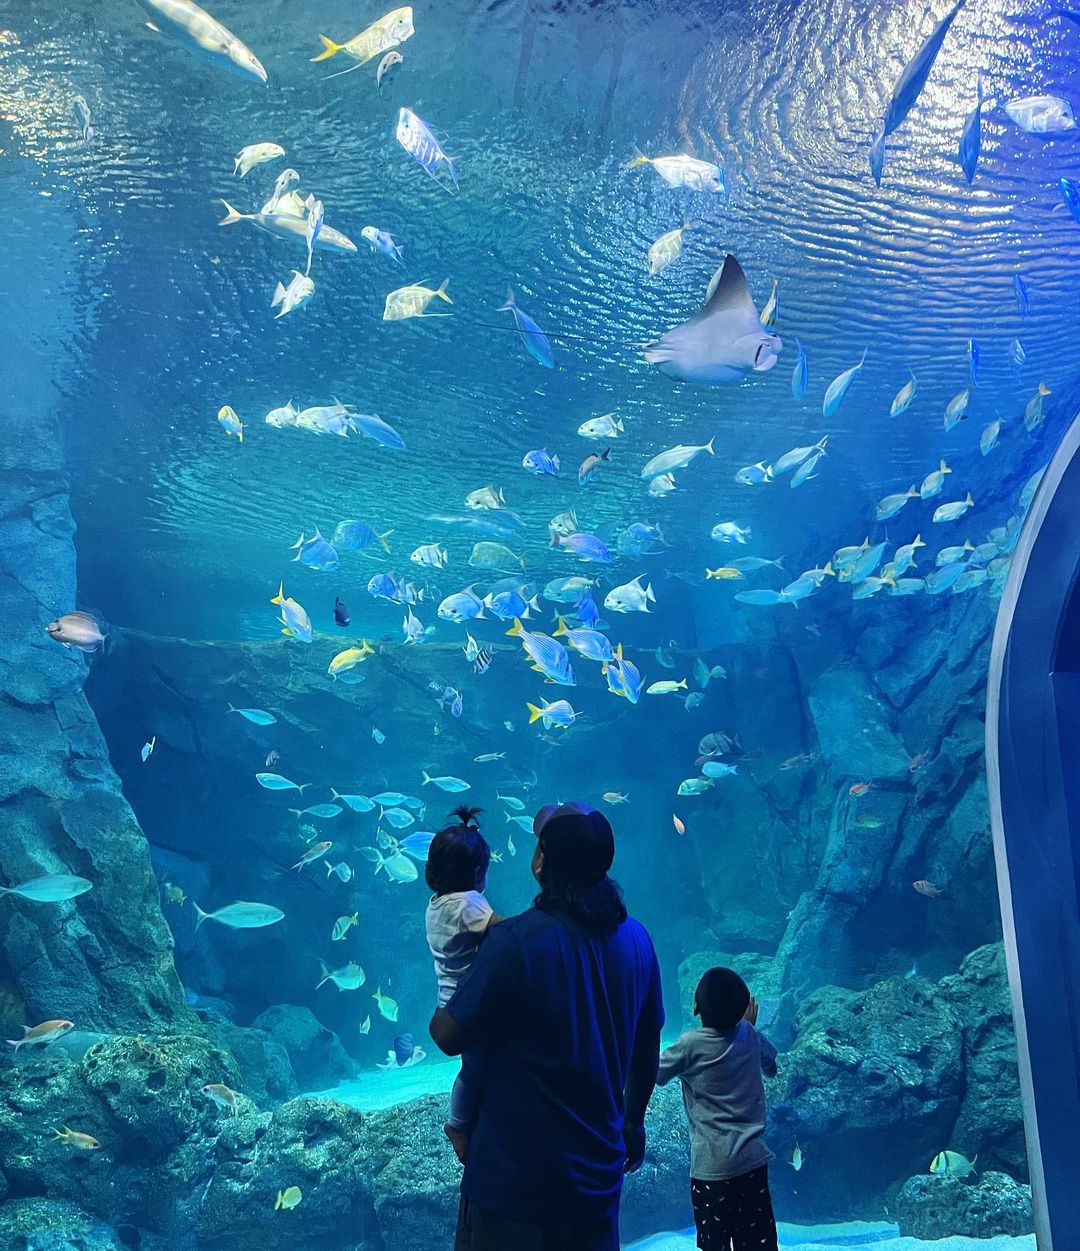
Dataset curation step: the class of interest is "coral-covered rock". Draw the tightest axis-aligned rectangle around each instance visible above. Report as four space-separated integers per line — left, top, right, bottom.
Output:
203 1019 299 1106
250 1004 353 1091
895 1170 1033 1239
0 1197 132 1251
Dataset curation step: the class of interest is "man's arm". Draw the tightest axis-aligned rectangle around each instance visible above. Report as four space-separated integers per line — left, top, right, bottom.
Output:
429 1006 467 1056
623 1020 661 1173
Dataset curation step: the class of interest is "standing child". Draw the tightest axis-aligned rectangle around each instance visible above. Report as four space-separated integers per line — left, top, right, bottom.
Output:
657 966 779 1251
424 805 501 1162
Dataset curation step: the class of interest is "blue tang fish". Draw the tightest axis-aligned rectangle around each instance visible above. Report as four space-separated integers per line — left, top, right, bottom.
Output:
498 289 554 368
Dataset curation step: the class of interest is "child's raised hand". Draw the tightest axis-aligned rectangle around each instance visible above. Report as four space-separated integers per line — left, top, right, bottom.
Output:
743 995 759 1026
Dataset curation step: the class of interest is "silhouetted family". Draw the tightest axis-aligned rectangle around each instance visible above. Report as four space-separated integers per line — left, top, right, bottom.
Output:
424 803 779 1251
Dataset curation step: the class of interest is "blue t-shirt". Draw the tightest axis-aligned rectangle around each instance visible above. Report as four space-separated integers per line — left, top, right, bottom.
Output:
446 906 664 1224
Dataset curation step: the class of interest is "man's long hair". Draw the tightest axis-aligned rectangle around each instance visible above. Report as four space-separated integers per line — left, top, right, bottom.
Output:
534 869 628 936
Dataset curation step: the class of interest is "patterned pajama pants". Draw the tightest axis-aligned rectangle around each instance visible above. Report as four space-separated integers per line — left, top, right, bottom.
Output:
690 1166 779 1251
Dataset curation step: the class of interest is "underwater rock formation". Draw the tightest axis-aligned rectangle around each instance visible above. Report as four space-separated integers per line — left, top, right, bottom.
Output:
0 1196 132 1251
249 1004 354 1091
895 1171 1034 1239
0 370 190 1037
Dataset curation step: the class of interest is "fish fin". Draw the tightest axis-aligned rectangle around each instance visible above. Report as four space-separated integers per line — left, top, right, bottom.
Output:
435 279 453 305
310 35 342 62
233 157 243 176
645 583 656 603
422 771 432 785
505 618 524 637
553 616 568 636
623 148 649 170
704 437 715 456
193 903 209 930
320 59 366 80
218 200 248 227
270 581 284 606
378 530 393 553
497 286 515 312
527 703 544 724
145 20 161 32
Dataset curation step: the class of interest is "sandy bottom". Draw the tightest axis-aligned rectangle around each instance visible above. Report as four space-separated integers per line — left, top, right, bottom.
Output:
315 1065 1035 1251
627 1225 1036 1251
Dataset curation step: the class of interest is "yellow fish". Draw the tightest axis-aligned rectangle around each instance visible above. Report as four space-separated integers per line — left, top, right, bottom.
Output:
328 642 376 680
275 1186 303 1210
53 1126 100 1150
311 7 414 73
705 567 743 580
383 280 452 321
164 882 187 906
372 986 399 1022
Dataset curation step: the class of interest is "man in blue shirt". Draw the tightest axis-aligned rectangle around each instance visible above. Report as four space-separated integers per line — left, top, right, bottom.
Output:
430 803 664 1251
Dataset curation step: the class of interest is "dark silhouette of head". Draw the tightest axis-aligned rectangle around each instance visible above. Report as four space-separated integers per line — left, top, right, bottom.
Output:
425 805 490 895
694 967 751 1030
532 803 627 936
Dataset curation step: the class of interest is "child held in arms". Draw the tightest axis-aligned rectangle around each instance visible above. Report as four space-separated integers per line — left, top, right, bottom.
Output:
657 966 780 1251
424 805 501 1162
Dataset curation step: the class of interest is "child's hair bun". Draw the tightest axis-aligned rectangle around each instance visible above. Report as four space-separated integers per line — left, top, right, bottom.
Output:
452 803 483 828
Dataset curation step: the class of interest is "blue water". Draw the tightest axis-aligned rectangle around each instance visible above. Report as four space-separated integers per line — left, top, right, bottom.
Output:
2 0 1075 1244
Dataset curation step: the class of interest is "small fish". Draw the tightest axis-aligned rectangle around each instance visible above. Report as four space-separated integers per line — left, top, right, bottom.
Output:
311 7 414 71
498 288 554 368
270 582 312 643
372 726 386 745
552 532 612 564
6 1019 75 1051
604 575 655 614
333 597 351 627
328 642 376 680
759 275 779 328
735 590 786 606
790 451 823 488
578 414 624 440
473 647 493 675
735 461 774 487
603 644 643 704
293 842 334 873
383 280 452 320
779 754 816 771
373 986 399 1021
202 1083 239 1115
933 493 975 523
275 1187 303 1211
376 49 403 91
648 473 677 498
1009 338 1026 369
1060 175 1080 226
234 142 284 177
317 959 366 990
325 861 354 882
304 198 324 276
602 792 629 804
853 814 885 830
193 900 285 930
980 419 1003 456
1024 382 1051 433
791 1144 804 1172
673 814 686 835
772 437 827 477
849 782 873 797
920 460 952 500
44 610 106 653
53 1127 100 1150
943 388 971 432
822 349 866 418
1005 95 1076 134
422 771 471 793
256 772 308 794
265 750 280 768
641 439 714 481
289 804 343 820
474 752 505 763
877 486 919 521
648 221 696 276
930 1150 976 1178
711 521 751 545
889 374 917 418
72 94 94 142
702 760 737 778
925 562 970 595
967 338 980 386
791 339 808 401
136 0 267 83
705 566 743 580
625 149 724 193
216 403 244 442
527 698 583 729
271 270 315 319
958 76 983 184
164 882 187 906
913 879 944 898
395 104 458 191
677 778 714 797
359 1015 372 1035
1014 273 1030 317
333 520 393 553
647 679 688 696
0 874 92 903
578 447 611 485
140 736 157 763
332 913 360 942
523 448 560 476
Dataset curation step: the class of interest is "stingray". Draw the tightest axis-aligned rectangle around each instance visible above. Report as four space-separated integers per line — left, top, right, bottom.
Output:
642 254 782 385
